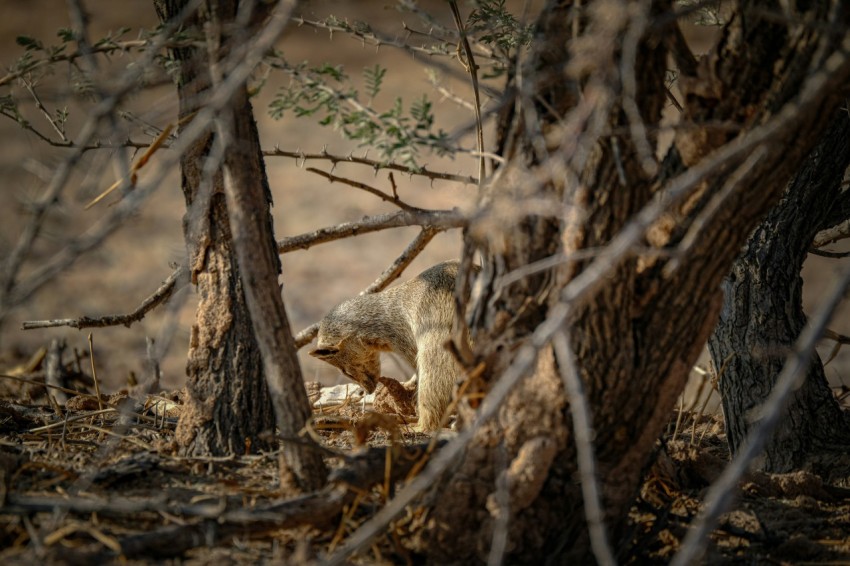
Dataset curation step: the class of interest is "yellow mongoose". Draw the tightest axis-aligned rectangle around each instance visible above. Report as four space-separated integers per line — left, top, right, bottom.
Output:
310 261 471 431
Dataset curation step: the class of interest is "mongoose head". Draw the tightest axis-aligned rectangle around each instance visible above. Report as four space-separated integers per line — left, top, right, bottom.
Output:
310 335 381 393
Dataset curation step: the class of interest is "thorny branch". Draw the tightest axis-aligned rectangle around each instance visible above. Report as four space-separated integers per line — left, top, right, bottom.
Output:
263 147 477 185
21 207 462 333
305 167 422 212
278 208 464 253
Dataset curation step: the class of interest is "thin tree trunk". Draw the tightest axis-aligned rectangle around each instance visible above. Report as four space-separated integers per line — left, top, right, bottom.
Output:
154 0 275 456
709 111 850 474
220 82 327 490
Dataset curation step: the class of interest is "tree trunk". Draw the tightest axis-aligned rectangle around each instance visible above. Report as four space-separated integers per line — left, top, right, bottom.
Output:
428 1 850 562
154 0 275 456
220 79 327 490
708 112 850 474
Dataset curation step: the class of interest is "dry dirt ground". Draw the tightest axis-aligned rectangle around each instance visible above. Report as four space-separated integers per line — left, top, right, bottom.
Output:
1 369 850 564
2 1 850 564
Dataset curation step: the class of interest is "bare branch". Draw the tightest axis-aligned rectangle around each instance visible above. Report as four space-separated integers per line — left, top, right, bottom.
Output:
809 247 850 258
277 208 464 253
21 266 188 331
306 167 422 211
263 147 477 185
813 218 850 247
552 330 616 566
449 1 486 186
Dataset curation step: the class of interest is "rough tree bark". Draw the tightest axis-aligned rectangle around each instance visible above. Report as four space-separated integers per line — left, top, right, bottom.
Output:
709 111 850 474
154 0 276 456
427 1 850 563
218 42 328 489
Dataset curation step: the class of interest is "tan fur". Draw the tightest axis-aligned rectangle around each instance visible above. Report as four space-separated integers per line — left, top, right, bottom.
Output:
310 261 471 431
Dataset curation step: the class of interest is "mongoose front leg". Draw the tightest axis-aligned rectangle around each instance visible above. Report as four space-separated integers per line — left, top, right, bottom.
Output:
415 334 460 431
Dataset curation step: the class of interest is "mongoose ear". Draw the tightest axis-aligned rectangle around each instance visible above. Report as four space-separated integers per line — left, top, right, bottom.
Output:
310 347 339 359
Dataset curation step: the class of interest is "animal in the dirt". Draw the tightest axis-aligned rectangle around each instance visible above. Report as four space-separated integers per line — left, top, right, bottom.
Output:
310 261 473 431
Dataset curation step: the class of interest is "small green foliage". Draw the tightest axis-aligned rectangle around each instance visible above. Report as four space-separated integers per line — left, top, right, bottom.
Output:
268 57 450 168
15 36 43 51
363 64 386 100
57 28 76 43
467 0 533 53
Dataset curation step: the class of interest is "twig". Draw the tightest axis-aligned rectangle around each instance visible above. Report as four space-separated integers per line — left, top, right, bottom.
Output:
0 373 94 398
364 227 438 294
813 218 850 247
22 266 188 330
28 408 117 433
277 209 464 254
87 334 103 411
294 227 439 348
84 121 178 209
552 330 616 566
449 0 486 185
0 40 149 88
671 257 850 566
620 0 658 176
294 16 500 80
23 80 68 142
263 148 477 185
305 167 421 212
808 248 850 258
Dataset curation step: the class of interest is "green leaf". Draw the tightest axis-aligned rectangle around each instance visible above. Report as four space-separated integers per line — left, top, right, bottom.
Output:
16 36 42 51
363 64 386 99
57 28 76 42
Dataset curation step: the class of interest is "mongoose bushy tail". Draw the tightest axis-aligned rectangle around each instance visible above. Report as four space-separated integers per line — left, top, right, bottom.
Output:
310 261 472 431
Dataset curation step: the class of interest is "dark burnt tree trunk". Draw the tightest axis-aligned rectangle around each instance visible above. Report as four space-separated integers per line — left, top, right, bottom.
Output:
708 112 850 474
428 1 850 563
154 0 276 456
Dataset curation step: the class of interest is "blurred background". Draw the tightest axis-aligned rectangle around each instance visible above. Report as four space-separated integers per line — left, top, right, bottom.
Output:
0 1 847 413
